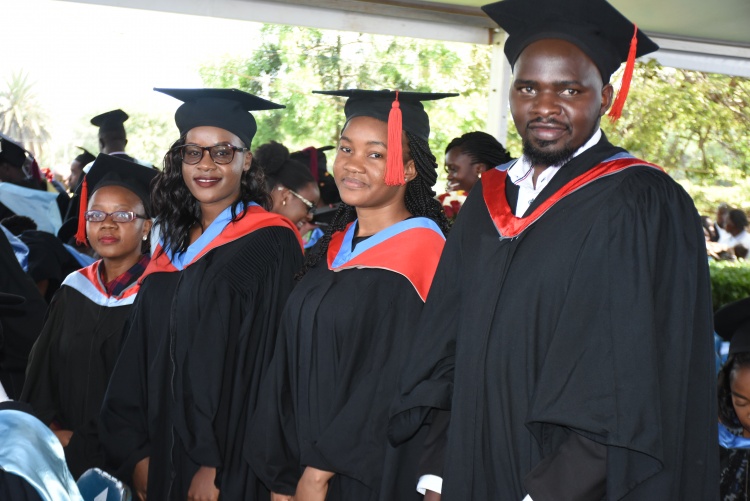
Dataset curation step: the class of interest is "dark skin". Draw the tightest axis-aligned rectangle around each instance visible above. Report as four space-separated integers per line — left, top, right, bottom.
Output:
509 38 613 186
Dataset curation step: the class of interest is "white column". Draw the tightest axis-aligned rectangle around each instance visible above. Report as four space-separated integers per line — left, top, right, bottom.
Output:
486 29 512 143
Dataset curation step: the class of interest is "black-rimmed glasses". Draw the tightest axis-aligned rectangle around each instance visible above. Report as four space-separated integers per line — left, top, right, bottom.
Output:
84 210 148 223
288 189 316 214
176 144 248 165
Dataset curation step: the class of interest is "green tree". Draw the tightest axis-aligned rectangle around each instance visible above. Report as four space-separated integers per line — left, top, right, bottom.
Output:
603 61 750 213
200 25 493 181
0 71 52 161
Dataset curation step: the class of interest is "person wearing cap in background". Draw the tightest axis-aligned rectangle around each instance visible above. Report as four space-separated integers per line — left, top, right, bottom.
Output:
20 154 156 480
290 145 340 250
90 109 137 163
254 140 321 231
390 0 716 500
66 147 95 192
100 88 303 501
716 297 750 499
248 89 452 501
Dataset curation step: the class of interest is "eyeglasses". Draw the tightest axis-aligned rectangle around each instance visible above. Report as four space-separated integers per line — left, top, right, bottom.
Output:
288 189 316 213
84 210 148 223
175 144 248 165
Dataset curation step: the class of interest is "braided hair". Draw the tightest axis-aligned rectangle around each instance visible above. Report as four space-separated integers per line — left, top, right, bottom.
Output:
298 130 450 278
444 131 512 168
151 135 271 256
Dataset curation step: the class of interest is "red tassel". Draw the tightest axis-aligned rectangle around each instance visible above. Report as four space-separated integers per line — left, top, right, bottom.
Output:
385 91 405 186
608 24 639 122
75 177 89 246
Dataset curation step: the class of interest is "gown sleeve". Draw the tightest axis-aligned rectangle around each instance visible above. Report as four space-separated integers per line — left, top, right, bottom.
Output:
304 281 426 491
99 291 152 482
182 227 303 477
524 168 715 499
20 290 67 424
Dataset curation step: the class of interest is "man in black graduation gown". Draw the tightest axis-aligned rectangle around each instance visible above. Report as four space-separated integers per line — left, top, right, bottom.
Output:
390 0 718 499
91 109 137 163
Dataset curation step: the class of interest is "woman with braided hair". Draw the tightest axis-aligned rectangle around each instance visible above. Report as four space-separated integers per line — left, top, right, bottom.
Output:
444 131 512 193
248 90 453 501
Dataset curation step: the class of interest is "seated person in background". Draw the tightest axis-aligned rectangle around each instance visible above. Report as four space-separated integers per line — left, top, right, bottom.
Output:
21 154 156 479
255 140 321 232
0 227 46 399
0 379 82 501
716 297 750 499
718 209 750 259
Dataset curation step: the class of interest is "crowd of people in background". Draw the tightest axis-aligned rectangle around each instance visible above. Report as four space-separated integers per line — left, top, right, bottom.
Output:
0 0 745 499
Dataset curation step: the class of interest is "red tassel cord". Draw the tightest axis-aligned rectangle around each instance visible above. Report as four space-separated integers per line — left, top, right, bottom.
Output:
608 24 639 122
75 177 89 246
385 91 406 186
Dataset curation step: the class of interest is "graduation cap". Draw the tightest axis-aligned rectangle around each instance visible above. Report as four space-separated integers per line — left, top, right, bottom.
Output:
90 109 129 132
290 146 340 204
715 297 750 355
154 88 285 149
0 136 28 169
481 0 659 121
74 147 96 166
314 90 458 186
75 153 158 245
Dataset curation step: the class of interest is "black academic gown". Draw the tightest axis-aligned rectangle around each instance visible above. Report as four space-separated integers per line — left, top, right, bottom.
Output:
21 260 143 478
100 211 303 501
248 218 445 501
19 230 82 302
0 230 46 399
390 136 718 500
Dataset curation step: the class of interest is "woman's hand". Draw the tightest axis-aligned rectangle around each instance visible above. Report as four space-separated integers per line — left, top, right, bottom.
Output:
294 466 335 501
52 429 73 447
132 457 149 501
188 466 220 501
271 493 295 501
424 490 441 501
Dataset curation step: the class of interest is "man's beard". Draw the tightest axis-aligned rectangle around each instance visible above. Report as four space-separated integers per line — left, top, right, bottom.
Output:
522 136 575 168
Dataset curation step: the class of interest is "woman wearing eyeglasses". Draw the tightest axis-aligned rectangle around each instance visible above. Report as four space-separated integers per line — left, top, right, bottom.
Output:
21 154 156 480
100 88 304 501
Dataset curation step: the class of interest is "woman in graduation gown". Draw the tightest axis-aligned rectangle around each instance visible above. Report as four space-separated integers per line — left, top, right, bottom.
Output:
247 89 453 501
21 154 156 480
100 88 304 501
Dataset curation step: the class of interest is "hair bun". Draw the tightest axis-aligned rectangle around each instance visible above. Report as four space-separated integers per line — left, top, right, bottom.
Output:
254 141 290 175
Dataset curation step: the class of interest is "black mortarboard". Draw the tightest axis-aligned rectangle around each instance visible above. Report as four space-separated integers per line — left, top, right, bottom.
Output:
154 88 285 149
314 90 458 185
0 136 27 169
75 147 96 166
715 297 750 355
290 146 340 205
482 0 659 120
90 109 129 131
75 153 158 245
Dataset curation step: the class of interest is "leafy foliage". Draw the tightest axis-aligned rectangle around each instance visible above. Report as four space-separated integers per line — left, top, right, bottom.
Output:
604 60 750 213
709 260 750 311
199 25 492 173
0 71 52 160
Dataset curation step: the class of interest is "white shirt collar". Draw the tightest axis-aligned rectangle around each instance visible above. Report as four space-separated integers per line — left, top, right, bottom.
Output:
507 128 603 187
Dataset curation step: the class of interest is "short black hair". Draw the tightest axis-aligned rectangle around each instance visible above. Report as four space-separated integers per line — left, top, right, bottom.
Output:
728 209 748 229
